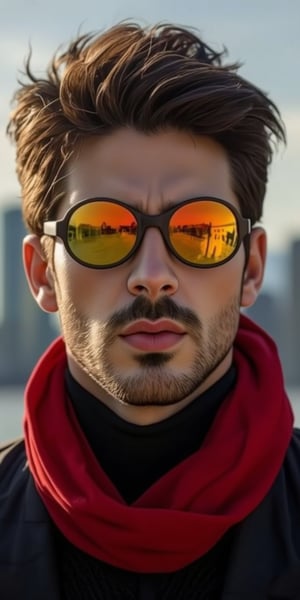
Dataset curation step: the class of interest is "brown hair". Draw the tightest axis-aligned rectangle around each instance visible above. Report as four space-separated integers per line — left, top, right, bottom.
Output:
7 22 285 234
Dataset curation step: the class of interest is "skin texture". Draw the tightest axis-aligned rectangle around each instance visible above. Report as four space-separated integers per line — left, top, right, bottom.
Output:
23 128 266 425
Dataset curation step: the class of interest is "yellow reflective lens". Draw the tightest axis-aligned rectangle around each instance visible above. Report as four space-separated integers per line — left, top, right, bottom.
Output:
169 201 238 265
68 201 137 265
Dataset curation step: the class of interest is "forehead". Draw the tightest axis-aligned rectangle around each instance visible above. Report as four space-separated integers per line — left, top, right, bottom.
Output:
62 128 238 214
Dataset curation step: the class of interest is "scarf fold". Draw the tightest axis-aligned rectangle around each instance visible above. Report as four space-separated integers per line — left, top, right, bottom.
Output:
24 314 293 573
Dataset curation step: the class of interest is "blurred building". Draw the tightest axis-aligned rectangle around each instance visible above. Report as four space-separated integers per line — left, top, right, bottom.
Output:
0 206 57 384
290 240 300 385
245 291 292 382
246 240 300 386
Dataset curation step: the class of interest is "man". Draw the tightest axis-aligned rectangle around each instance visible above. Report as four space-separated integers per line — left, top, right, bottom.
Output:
1 22 299 599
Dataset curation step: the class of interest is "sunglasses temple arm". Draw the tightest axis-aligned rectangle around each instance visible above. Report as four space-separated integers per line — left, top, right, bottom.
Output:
43 221 57 236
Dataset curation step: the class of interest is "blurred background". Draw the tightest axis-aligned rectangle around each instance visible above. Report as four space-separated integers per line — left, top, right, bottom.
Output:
0 0 299 439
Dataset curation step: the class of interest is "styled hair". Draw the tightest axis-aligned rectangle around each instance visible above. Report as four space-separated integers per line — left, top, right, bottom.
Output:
7 22 285 235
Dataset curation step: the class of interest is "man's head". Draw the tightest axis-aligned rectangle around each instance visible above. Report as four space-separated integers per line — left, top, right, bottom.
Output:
7 23 286 422
8 22 285 234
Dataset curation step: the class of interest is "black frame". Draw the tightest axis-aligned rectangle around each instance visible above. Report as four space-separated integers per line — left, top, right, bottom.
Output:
43 196 251 269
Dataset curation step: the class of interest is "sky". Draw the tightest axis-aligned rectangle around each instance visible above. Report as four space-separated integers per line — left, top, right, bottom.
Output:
1 0 299 252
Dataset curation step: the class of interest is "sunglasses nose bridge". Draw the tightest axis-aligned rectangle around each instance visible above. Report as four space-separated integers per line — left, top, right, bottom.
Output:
139 213 168 244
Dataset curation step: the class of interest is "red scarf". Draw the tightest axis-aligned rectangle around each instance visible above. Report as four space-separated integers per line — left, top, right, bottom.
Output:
24 314 293 573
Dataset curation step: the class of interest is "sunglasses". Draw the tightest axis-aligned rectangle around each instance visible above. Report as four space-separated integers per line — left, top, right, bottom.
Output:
43 197 251 269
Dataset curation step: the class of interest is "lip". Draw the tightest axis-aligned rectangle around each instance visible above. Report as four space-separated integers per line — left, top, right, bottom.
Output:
119 319 186 352
120 319 186 336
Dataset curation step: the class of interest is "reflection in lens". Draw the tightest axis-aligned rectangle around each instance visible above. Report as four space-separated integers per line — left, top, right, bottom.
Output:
169 201 238 265
68 201 137 265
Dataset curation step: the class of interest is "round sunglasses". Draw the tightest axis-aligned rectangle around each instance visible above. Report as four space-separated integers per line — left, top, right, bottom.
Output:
43 197 251 269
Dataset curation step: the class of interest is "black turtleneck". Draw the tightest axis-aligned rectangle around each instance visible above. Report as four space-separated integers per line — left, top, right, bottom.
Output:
65 366 236 504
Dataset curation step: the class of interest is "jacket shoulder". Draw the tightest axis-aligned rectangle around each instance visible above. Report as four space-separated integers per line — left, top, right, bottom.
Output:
0 439 61 598
0 438 28 496
284 428 300 487
291 427 300 442
287 427 300 461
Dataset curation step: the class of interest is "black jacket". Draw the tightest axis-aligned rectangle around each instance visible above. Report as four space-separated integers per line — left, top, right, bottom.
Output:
1 435 300 600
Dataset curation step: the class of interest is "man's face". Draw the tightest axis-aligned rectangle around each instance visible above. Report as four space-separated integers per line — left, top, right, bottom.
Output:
31 128 264 422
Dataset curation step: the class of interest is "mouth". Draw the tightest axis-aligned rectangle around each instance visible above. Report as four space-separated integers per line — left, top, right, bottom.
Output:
119 319 186 352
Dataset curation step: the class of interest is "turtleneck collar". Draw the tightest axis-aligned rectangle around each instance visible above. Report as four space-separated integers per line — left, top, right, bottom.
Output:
65 366 236 503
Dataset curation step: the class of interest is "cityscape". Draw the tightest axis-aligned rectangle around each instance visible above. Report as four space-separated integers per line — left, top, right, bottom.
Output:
0 203 299 387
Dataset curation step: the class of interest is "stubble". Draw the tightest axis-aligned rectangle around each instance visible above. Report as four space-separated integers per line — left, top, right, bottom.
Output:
60 295 241 406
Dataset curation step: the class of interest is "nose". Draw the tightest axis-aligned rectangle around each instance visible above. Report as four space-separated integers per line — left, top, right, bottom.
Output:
127 228 179 301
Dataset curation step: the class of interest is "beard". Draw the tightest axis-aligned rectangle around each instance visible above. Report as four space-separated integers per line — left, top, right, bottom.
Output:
59 293 241 407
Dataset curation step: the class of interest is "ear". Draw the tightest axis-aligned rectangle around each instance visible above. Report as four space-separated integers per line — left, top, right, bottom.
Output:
23 235 58 313
240 227 267 308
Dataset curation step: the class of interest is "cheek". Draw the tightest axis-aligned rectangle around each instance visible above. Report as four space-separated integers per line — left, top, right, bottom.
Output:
183 252 244 309
54 244 127 318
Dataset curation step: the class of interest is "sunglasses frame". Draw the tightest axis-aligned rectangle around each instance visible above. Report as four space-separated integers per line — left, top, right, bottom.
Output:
43 196 251 269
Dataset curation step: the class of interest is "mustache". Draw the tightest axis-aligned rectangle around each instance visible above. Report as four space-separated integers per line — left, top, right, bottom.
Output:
106 295 201 332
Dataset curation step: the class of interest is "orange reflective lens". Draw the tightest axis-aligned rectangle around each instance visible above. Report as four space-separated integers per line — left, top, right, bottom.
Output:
169 200 238 266
43 197 249 268
68 201 138 266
